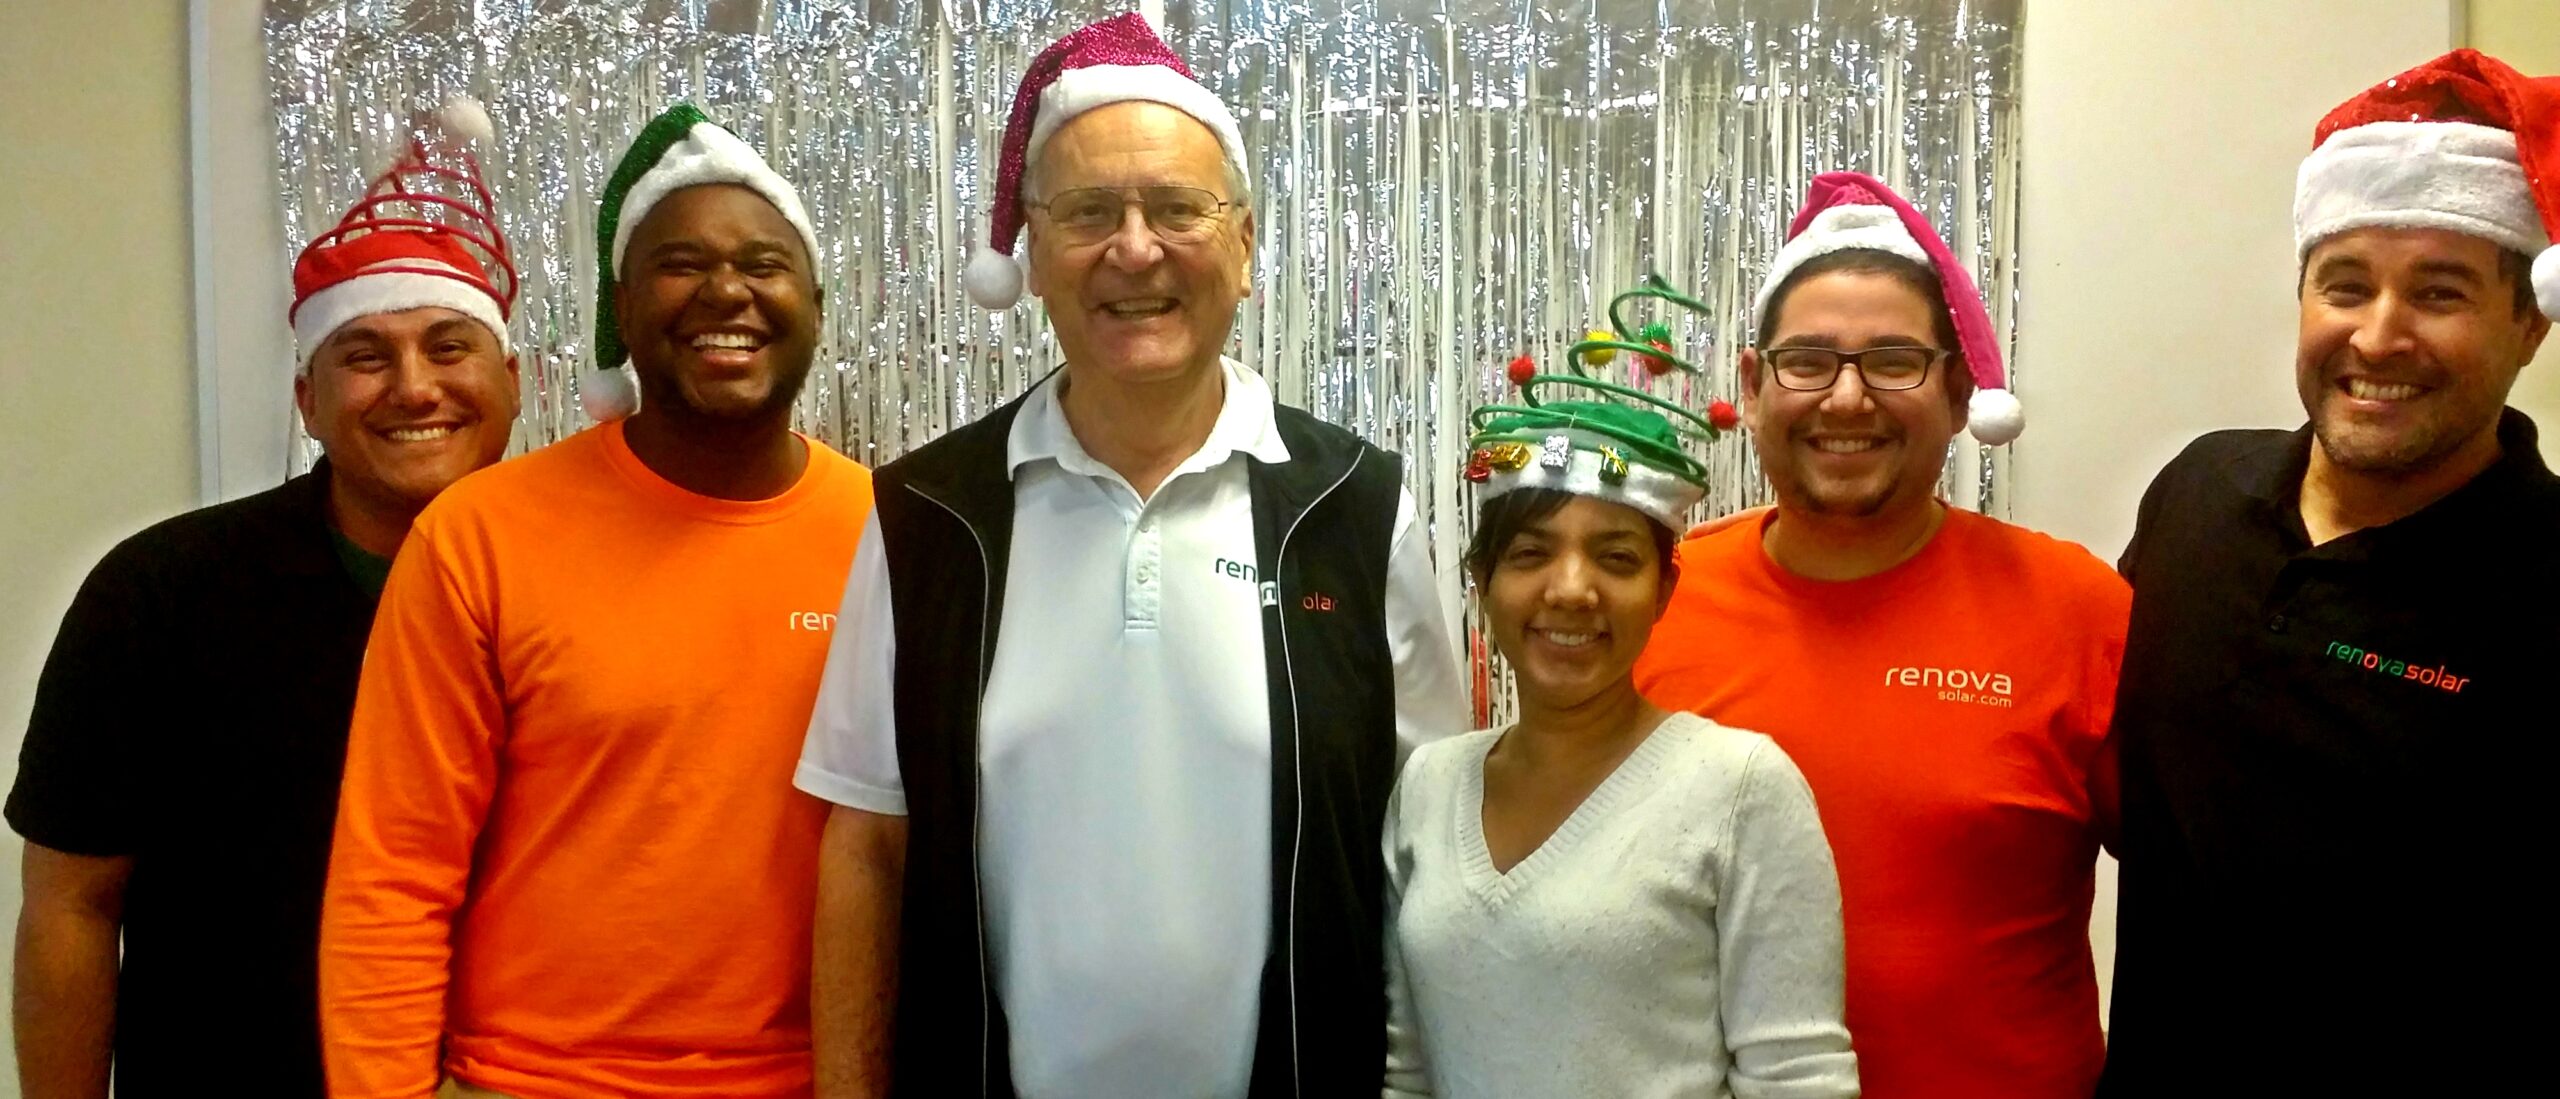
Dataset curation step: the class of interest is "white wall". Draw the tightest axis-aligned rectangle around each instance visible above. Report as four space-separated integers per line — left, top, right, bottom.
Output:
0 2 199 1094
2012 0 2462 1023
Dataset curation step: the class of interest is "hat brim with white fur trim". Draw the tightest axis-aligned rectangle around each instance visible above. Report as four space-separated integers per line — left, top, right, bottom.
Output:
290 97 515 369
966 13 1248 310
2295 50 2560 321
587 102 821 421
1755 171 2022 445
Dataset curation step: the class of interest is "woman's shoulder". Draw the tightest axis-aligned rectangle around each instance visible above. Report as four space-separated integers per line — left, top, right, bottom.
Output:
1652 712 1818 798
1401 726 1503 783
1651 710 1780 765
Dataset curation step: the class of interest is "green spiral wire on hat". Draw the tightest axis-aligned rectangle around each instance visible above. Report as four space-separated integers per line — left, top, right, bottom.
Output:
1461 274 1738 529
1469 273 1735 472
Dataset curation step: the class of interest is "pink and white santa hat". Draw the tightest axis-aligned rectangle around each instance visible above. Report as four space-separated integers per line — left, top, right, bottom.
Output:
962 11 1249 310
289 98 516 369
1753 171 2021 445
2296 48 2559 320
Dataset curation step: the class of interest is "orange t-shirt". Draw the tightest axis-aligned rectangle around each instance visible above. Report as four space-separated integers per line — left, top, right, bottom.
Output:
321 422 873 1099
1634 507 2128 1099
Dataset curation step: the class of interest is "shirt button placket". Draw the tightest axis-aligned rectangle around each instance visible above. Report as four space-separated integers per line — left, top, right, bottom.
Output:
1128 512 1163 628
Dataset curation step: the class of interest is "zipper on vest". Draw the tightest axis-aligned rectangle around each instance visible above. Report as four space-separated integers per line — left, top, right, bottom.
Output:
1270 450 1363 1099
907 484 997 1099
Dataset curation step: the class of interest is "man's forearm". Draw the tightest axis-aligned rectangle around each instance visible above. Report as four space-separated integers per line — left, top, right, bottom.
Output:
14 906 120 1099
812 805 906 1099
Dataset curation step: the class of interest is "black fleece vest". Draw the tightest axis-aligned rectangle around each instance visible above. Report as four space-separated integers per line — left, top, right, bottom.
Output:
870 387 1404 1098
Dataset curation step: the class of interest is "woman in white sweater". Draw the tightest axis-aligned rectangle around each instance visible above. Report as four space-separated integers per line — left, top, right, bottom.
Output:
1385 309 1857 1098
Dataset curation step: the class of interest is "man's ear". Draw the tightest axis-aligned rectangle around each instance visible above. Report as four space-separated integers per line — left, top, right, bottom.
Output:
1236 208 1256 298
613 277 636 349
293 367 317 428
501 354 524 420
1946 353 1971 432
1737 346 1764 427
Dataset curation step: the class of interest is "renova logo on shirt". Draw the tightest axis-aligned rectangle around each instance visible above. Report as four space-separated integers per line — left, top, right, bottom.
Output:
1883 664 2015 708
2325 639 2470 694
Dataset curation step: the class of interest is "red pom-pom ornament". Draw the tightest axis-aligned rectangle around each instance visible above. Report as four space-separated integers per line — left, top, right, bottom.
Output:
1506 354 1536 386
1639 340 1676 376
1707 398 1740 431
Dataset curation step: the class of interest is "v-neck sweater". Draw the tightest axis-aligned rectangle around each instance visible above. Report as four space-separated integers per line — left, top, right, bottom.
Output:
1382 712 1859 1098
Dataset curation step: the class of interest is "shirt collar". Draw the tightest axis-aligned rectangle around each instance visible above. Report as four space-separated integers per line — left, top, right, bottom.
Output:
1006 356 1292 481
2235 407 2555 548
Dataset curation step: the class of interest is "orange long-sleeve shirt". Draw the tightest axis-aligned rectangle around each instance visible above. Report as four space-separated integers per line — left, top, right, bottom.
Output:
1635 508 2129 1099
321 422 872 1099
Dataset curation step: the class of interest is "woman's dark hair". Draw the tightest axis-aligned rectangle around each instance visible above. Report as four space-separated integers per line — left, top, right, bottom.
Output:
1465 487 1680 593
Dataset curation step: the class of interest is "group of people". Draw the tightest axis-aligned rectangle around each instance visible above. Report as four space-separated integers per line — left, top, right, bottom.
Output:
8 10 2554 1099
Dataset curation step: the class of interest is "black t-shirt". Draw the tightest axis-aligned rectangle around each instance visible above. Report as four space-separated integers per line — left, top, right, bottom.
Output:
8 465 376 1097
2100 410 2558 1096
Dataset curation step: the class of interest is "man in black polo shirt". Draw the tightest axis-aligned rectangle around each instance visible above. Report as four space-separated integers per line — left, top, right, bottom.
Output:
2102 51 2556 1095
6 102 519 1099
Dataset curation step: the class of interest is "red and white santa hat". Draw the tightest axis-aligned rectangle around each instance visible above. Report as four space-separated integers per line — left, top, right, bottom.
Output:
1754 171 2021 445
2296 48 2559 320
963 11 1248 310
290 98 517 368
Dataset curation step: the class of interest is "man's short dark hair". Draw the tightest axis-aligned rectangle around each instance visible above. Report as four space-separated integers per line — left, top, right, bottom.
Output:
2498 247 2536 318
1753 248 1971 411
1464 487 1679 593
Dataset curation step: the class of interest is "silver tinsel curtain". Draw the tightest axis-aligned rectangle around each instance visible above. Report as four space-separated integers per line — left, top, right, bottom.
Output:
268 0 2018 718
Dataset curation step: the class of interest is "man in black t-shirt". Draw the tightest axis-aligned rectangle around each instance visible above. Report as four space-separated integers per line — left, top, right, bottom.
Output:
6 101 520 1099
2101 51 2556 1096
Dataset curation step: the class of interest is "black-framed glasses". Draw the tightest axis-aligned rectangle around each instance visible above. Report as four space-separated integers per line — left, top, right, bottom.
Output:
1026 186 1240 244
1764 345 1950 392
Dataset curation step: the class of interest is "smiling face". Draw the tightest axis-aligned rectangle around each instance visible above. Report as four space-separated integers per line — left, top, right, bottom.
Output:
296 305 519 515
1024 101 1253 389
1473 492 1675 713
615 182 821 424
1742 268 1963 520
2296 227 2547 477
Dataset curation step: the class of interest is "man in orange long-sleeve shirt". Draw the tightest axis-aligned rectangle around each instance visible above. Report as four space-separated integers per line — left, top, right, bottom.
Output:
320 103 872 1099
1636 174 2128 1099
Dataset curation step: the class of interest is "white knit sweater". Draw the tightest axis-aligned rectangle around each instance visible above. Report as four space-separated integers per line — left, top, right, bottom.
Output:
1382 711 1859 1098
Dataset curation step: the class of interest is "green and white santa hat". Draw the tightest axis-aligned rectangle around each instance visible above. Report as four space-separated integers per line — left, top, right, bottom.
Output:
1465 275 1735 530
584 103 820 420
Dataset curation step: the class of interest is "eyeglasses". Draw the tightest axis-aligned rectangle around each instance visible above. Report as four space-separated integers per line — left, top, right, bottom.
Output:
1764 345 1949 392
1027 186 1240 245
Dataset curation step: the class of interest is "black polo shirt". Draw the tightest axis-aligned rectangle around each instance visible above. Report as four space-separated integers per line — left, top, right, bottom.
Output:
8 464 376 1098
2100 409 2558 1096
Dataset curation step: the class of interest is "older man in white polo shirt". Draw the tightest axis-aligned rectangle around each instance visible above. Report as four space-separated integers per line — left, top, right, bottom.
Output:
795 13 1466 1099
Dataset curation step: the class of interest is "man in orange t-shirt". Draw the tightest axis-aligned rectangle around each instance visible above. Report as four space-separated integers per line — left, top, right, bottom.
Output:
319 105 871 1099
1635 173 2127 1099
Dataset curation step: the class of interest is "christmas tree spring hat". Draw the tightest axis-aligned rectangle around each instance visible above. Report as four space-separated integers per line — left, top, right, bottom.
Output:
964 12 1249 309
1755 171 2022 445
1466 275 1738 530
2297 48 2559 319
585 103 820 420
291 97 516 369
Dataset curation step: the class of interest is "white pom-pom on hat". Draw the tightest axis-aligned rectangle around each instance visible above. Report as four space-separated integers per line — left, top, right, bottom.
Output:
2535 244 2560 320
965 244 1024 310
1967 388 2024 446
433 96 496 147
580 364 640 421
